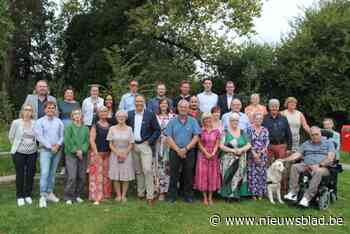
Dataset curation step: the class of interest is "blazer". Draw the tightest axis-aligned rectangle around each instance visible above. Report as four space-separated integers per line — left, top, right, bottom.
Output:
23 94 57 120
8 119 37 154
82 96 104 126
218 93 240 116
127 109 161 145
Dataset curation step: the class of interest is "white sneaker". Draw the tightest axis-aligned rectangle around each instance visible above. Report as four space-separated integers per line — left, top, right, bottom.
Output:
299 197 310 207
39 197 47 208
24 197 33 205
17 198 25 207
93 201 100 205
284 192 297 202
66 200 72 205
47 193 60 203
76 197 84 203
59 167 66 176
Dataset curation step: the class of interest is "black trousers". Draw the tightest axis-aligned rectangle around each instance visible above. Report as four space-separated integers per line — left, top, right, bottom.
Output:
169 149 196 200
64 155 87 200
12 152 37 198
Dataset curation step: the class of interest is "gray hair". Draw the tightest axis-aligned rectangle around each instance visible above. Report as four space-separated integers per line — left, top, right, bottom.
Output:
115 110 128 118
268 99 280 108
177 99 190 107
251 93 260 99
229 112 240 121
310 126 321 133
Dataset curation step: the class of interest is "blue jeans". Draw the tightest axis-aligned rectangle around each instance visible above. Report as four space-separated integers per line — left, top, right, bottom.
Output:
40 149 61 197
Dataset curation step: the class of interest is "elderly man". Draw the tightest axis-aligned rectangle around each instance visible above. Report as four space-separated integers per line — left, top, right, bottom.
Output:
127 95 160 206
221 98 250 131
147 82 173 113
283 126 335 207
23 80 57 120
165 100 201 203
197 78 218 113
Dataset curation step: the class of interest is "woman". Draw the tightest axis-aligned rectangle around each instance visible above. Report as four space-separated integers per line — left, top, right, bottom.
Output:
281 97 310 152
82 84 104 128
188 95 202 122
211 106 224 134
104 94 117 125
246 112 269 200
58 86 80 126
194 113 221 205
58 86 80 175
244 93 267 123
9 104 37 207
218 112 252 200
63 109 89 205
154 98 175 200
107 111 135 202
89 106 112 205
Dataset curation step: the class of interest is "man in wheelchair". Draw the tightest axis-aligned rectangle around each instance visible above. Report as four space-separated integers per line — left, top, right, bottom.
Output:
282 126 336 207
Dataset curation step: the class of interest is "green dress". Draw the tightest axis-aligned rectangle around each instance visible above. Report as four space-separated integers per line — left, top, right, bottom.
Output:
218 129 252 198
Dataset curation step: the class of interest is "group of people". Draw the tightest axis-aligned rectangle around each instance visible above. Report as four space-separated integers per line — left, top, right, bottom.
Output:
8 78 340 208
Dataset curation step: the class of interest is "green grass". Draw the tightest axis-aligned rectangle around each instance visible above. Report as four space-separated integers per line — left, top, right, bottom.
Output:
0 172 349 234
0 155 14 176
340 152 350 164
0 124 10 152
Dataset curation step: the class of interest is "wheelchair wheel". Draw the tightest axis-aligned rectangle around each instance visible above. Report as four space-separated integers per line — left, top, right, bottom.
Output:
319 189 330 210
330 192 337 203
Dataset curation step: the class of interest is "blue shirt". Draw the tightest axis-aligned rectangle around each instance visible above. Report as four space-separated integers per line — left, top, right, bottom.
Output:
34 115 64 150
222 111 250 132
164 116 201 148
118 92 137 112
147 97 173 113
298 137 335 165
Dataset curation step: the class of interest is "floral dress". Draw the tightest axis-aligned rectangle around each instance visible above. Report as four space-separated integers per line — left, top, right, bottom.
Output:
154 113 175 194
218 129 251 198
246 126 269 197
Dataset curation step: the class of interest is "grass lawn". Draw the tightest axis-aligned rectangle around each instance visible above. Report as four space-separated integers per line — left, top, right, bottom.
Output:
0 171 349 234
0 124 10 152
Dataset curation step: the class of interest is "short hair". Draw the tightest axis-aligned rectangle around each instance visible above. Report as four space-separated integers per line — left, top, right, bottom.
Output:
284 97 298 108
156 81 165 88
157 98 171 115
202 78 212 84
201 112 212 123
251 93 260 99
129 79 138 85
63 86 74 94
135 94 145 101
115 110 128 118
98 106 108 113
177 99 189 107
70 108 82 120
211 106 221 114
20 104 34 119
253 112 264 120
44 101 56 109
268 99 280 108
323 118 334 124
229 112 240 121
231 98 242 105
226 81 235 86
36 80 48 86
310 126 321 133
180 80 190 86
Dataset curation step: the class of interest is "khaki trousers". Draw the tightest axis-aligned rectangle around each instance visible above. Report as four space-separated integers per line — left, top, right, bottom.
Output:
133 143 154 199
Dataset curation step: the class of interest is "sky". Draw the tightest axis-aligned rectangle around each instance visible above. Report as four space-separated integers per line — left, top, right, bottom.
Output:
251 0 318 44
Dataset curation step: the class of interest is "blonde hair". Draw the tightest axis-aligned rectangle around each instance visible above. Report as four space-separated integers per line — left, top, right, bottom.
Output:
70 109 82 120
284 97 298 108
201 112 212 123
20 104 34 119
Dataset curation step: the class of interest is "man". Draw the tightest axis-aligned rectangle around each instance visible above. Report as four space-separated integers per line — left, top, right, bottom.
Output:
119 80 139 112
165 100 201 203
283 126 335 207
323 118 340 159
173 80 191 112
23 80 57 120
147 82 173 113
221 98 250 131
218 81 237 116
34 101 64 208
196 78 218 113
127 95 161 206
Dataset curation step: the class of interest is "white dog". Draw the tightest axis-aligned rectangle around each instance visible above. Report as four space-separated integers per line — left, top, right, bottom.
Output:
267 160 285 204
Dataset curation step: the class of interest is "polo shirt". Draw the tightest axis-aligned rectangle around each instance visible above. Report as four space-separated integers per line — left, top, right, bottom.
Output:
164 115 201 148
298 137 335 165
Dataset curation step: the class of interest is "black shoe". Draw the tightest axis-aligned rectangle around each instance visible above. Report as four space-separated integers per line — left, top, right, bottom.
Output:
167 197 176 203
184 197 194 203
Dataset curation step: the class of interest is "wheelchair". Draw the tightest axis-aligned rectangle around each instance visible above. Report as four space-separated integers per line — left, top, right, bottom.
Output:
293 129 343 210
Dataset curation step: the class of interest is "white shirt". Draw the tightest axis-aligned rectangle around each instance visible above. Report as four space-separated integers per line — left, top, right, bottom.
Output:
197 91 218 113
227 94 233 110
134 111 144 142
82 96 104 126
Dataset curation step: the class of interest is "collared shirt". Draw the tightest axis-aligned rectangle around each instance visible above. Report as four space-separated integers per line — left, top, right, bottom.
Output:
197 91 218 113
164 115 201 148
173 95 191 112
134 110 144 141
119 92 137 112
222 111 250 132
226 94 233 110
262 113 292 150
147 96 173 113
34 115 64 150
298 138 335 165
37 96 48 119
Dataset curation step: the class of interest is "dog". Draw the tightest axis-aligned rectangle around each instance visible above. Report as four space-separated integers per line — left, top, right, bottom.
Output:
267 160 285 204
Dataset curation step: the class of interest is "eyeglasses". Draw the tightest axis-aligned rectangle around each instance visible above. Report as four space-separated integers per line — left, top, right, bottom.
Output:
23 108 33 111
230 119 239 122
